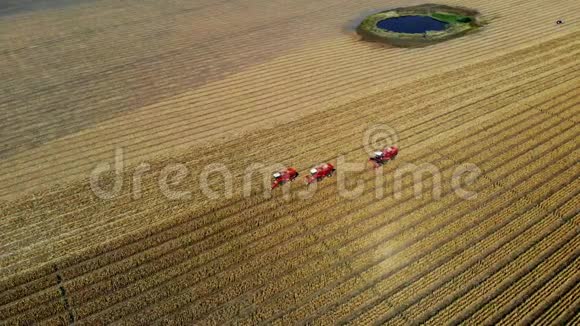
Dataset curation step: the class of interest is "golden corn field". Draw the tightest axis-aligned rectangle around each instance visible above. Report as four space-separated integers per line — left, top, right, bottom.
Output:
0 0 578 324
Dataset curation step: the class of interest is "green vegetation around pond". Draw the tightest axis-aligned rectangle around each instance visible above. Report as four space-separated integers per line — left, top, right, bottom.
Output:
357 4 486 48
431 12 473 24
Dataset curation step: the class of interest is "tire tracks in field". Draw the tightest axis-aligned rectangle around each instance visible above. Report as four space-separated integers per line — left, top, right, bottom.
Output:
53 264 76 325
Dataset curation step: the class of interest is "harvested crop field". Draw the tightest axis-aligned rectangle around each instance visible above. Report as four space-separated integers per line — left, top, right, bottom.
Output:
0 0 579 324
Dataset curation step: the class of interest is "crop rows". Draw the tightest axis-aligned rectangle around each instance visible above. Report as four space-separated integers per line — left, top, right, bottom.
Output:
398 193 579 325
1 69 576 304
2 42 576 276
266 97 576 324
346 178 577 325
3 22 572 173
1 22 572 196
2 89 572 324
5 67 576 266
5 22 572 176
6 32 568 216
1 1 579 323
3 36 576 234
394 220 579 326
0 0 562 147
4 28 573 213
2 65 576 324
133 129 580 324
299 131 577 325
1 2 576 200
528 280 580 325
3 45 576 230
0 0 564 119
5 104 580 310
171 101 576 324
493 253 580 325
414 185 580 325
2 63 576 320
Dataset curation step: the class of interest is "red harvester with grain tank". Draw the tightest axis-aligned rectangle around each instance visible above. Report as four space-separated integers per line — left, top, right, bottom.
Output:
271 167 299 189
305 163 336 185
369 145 399 168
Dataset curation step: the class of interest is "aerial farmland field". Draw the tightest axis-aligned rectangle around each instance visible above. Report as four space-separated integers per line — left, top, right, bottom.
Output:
0 0 578 324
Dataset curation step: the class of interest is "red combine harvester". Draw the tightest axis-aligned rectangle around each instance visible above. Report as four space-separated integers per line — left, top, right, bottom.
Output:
305 163 336 185
369 145 399 168
271 167 299 189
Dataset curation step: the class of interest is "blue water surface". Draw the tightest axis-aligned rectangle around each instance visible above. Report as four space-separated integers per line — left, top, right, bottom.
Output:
377 16 449 33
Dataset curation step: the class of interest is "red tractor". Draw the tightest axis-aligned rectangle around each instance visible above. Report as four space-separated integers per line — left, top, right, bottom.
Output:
305 163 336 185
369 145 399 168
271 167 299 189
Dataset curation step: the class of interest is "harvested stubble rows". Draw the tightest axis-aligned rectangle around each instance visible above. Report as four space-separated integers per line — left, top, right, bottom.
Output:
1 0 579 324
2 34 579 275
0 0 578 200
2 35 579 324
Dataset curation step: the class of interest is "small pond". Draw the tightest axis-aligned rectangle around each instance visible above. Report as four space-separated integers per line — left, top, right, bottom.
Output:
376 16 449 33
